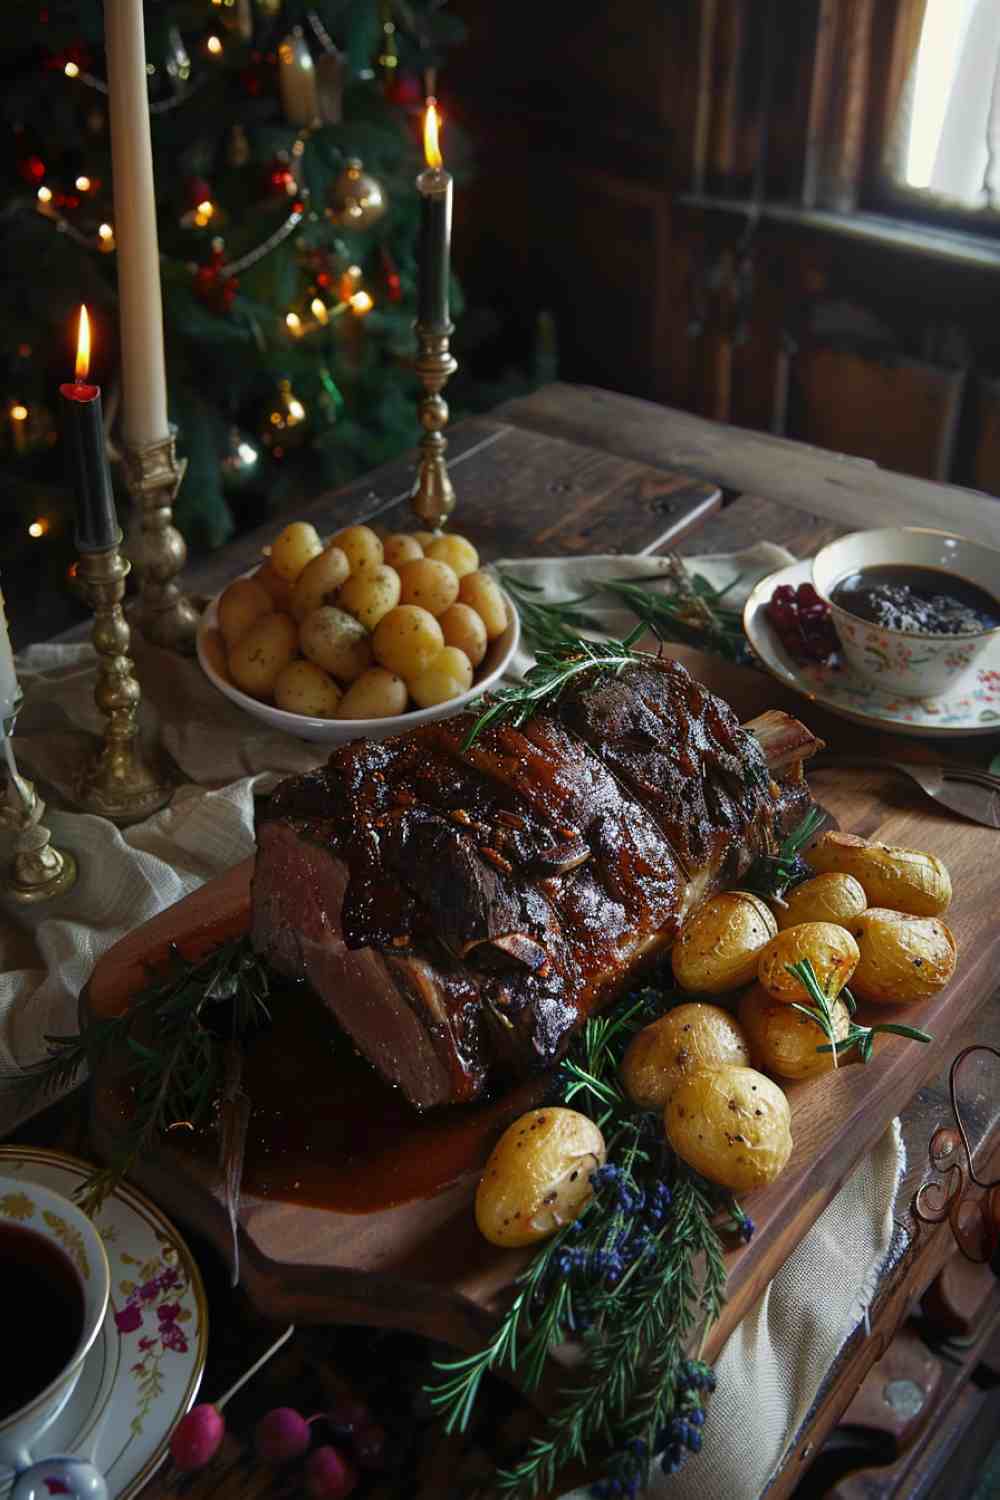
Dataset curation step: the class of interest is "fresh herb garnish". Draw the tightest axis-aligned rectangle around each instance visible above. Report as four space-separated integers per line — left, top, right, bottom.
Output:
427 981 734 1498
788 957 932 1066
741 807 825 903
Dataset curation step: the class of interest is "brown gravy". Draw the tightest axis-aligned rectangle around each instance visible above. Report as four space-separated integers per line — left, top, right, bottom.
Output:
831 564 1000 637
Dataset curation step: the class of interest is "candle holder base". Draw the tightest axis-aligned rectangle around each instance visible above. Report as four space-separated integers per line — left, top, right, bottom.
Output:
124 433 201 656
411 324 458 532
74 541 175 829
0 768 78 906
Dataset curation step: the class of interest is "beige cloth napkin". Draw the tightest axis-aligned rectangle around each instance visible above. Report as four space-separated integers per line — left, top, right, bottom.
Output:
1 548 903 1500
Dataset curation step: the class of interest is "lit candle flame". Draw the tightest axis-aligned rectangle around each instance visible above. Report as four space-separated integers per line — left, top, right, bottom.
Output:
75 305 91 382
423 99 443 170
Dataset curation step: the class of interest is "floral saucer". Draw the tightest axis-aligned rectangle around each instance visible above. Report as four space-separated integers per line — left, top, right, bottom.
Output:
0 1148 207 1500
744 559 1000 738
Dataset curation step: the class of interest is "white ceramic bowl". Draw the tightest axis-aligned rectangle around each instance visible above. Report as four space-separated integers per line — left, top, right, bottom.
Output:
812 527 1000 698
196 576 521 743
0 1176 110 1474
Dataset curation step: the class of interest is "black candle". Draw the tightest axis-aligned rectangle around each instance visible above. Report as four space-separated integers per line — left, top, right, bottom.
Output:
60 306 119 553
417 101 453 330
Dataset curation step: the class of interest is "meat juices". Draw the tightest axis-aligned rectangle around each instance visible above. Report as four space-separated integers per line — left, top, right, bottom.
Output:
252 659 820 1108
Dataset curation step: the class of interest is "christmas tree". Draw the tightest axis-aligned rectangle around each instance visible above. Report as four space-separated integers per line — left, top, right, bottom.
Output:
1 2 551 643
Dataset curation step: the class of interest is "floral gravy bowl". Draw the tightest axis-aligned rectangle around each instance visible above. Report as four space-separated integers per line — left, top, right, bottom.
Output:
812 527 1000 698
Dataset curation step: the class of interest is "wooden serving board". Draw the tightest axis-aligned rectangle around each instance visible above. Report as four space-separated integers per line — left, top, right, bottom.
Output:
84 648 1000 1365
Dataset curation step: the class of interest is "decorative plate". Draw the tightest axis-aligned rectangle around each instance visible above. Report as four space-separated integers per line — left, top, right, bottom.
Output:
743 559 1000 738
0 1148 207 1500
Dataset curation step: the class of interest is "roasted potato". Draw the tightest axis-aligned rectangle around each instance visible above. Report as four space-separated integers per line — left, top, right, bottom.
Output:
440 602 488 668
847 908 957 1004
336 667 409 720
664 1065 792 1191
458 571 509 640
620 1003 750 1111
290 546 351 621
270 521 324 582
372 605 445 679
337 563 402 631
273 659 342 718
739 984 850 1080
217 576 273 649
254 558 295 613
776 872 867 930
757 922 859 1004
397 557 461 617
228 612 298 699
475 1108 606 1247
299 606 373 682
806 831 951 917
408 646 474 708
425 533 480 579
382 533 424 567
412 530 438 550
672 891 778 993
328 524 384 575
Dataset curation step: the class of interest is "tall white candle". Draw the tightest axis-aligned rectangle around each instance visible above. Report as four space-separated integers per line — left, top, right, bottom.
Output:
0 581 19 720
104 0 170 447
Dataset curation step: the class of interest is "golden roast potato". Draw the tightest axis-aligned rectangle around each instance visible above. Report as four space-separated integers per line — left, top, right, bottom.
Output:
806 831 951 916
228 612 298 699
757 922 859 1004
218 576 273 650
847 908 957 1003
408 646 474 709
299 606 373 682
440 602 488 668
336 667 409 720
672 891 778 993
397 557 460 617
475 1108 607 1248
425 533 480 579
664 1065 792 1191
270 521 323 582
458 571 508 639
372 605 445 679
290 546 351 621
382 532 425 567
273 659 342 718
337 563 402 631
254 559 295 613
739 984 850 1080
776 872 867 930
328 524 384 575
620 1003 750 1111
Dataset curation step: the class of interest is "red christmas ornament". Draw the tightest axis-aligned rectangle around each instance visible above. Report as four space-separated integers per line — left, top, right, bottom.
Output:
18 154 47 185
386 73 423 109
380 246 402 303
265 157 297 198
194 243 238 313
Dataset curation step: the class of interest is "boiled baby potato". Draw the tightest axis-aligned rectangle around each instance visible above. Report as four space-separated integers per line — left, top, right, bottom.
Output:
270 521 323 582
672 891 778 993
299 606 373 682
228 612 298 699
757 922 859 1004
413 530 437 550
665 1065 792 1191
806 831 951 917
337 563 402 631
328 523 383 575
847 908 957 1004
273 659 342 718
217 576 273 649
336 667 409 720
425 533 480 579
290 546 351 621
739 984 850 1080
458 570 508 640
254 558 295 613
200 627 229 682
372 605 444 679
475 1107 606 1248
408 645 474 709
397 557 460 617
440 602 488 668
620 1002 750 1111
382 532 425 567
776 872 867 930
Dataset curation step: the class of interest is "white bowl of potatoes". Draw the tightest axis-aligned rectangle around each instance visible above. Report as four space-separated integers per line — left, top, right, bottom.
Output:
196 519 521 743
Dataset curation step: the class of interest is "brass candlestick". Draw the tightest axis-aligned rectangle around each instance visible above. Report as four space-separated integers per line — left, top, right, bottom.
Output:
124 431 201 654
411 323 458 531
0 705 78 904
75 535 174 825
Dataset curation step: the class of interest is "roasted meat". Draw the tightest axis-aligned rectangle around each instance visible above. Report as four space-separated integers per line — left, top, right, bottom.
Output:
251 658 820 1108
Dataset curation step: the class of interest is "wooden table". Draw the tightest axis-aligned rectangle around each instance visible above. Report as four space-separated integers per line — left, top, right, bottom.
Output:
10 384 1000 1500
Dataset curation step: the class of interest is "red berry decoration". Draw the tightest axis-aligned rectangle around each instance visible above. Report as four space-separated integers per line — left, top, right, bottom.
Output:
169 1404 226 1471
305 1446 357 1499
766 582 838 664
255 1406 312 1463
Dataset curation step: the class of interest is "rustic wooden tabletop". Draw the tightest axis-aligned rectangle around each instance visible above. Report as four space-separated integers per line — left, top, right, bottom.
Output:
10 383 1000 1500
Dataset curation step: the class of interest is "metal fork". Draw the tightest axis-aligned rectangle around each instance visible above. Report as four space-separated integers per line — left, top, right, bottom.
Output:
813 756 1000 829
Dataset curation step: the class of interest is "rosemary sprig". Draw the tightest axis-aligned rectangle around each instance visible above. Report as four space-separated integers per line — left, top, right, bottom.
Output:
741 806 825 902
497 572 605 653
427 980 733 1498
788 958 932 1067
461 628 647 750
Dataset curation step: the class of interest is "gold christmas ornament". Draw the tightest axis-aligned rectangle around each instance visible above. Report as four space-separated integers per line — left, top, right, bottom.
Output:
260 379 309 451
325 158 388 230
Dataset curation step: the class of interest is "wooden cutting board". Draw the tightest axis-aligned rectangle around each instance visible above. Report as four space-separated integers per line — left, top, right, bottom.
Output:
83 648 1000 1364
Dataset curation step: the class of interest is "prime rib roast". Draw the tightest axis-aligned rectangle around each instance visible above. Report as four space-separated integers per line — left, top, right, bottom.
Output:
251 657 820 1109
